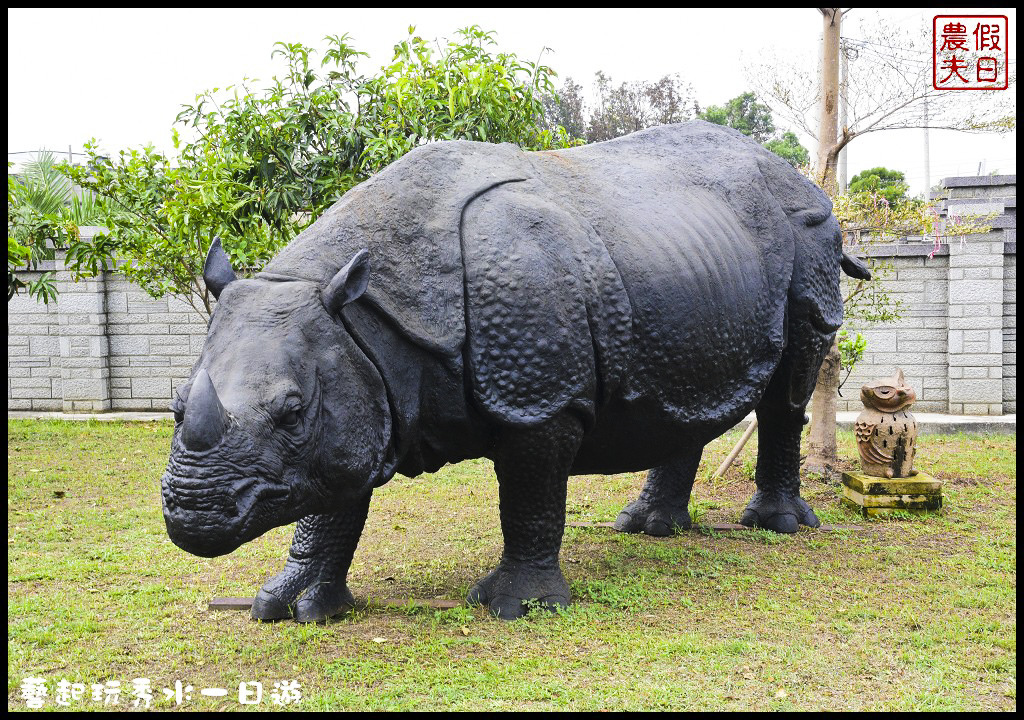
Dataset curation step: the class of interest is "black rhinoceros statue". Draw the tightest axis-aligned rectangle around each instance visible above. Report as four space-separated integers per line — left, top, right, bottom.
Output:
161 121 869 621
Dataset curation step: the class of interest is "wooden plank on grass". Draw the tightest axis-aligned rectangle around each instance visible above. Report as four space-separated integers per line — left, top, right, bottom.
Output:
209 597 254 611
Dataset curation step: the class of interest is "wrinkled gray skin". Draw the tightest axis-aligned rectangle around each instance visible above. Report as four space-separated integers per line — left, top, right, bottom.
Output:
162 122 871 622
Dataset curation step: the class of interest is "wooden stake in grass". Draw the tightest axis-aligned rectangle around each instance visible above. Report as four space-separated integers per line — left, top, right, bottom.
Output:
713 419 757 480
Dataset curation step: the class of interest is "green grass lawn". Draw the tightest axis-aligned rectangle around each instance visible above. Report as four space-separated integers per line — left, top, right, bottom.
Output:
7 419 1016 711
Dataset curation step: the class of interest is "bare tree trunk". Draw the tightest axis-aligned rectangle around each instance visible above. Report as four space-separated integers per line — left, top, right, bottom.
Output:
804 335 841 477
803 8 844 478
816 8 842 193
838 38 849 192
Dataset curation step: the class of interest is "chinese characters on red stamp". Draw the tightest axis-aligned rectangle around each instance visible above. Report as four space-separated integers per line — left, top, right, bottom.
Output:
933 15 1009 90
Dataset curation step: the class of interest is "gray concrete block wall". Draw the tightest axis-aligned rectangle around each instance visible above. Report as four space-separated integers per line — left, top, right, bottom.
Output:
7 271 62 411
943 176 1014 415
104 276 207 411
1004 250 1016 413
8 228 208 413
838 251 951 413
946 236 1005 415
55 256 113 412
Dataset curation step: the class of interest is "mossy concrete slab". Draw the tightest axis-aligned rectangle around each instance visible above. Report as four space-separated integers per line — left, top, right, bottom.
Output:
842 470 944 496
841 470 944 517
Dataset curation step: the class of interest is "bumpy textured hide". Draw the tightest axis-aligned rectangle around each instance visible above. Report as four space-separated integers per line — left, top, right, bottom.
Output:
461 179 632 426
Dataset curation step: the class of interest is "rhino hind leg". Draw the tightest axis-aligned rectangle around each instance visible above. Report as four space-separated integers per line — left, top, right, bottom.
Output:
468 414 584 620
614 448 701 536
251 493 371 623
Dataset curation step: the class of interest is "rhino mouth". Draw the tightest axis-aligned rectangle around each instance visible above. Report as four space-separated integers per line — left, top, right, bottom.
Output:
161 472 293 557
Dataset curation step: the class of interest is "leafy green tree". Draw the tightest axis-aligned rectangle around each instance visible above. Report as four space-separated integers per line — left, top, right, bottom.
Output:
697 91 775 143
848 166 910 207
358 26 572 172
698 91 810 168
67 141 267 315
62 27 574 315
8 151 105 303
763 131 810 168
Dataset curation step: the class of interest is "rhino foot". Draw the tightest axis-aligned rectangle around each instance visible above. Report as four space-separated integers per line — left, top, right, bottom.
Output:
739 490 821 534
614 499 692 536
251 559 355 623
467 557 569 621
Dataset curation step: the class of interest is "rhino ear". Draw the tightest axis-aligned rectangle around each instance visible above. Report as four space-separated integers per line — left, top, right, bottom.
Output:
204 236 237 300
323 249 370 316
841 251 872 280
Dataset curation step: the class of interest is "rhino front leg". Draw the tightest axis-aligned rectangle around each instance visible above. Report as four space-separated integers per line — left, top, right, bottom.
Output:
740 406 821 534
251 492 372 623
614 446 701 536
468 414 584 620
740 317 828 533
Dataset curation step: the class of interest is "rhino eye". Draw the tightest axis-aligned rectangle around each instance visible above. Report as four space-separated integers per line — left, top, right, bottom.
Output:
280 409 301 429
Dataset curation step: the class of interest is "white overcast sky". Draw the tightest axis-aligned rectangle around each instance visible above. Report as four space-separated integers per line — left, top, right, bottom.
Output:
7 7 1017 198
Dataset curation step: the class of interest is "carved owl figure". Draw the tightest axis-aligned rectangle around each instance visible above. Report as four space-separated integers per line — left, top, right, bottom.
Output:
855 369 918 478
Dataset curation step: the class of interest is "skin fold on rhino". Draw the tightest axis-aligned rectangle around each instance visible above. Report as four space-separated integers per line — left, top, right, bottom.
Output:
161 121 871 622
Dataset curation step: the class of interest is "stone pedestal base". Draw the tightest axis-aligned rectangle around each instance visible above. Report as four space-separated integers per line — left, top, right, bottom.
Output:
841 471 944 518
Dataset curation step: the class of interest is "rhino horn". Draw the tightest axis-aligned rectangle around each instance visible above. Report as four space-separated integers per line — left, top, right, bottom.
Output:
182 369 228 451
204 236 237 300
323 249 370 316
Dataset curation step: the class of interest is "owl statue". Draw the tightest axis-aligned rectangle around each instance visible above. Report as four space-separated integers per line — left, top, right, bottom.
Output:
855 369 918 478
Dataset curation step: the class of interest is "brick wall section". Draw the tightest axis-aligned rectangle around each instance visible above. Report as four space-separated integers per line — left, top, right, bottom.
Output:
1004 245 1016 414
105 276 209 411
839 247 951 413
946 234 1005 415
7 178 1018 414
943 175 1013 415
55 256 112 412
8 268 62 411
8 228 208 412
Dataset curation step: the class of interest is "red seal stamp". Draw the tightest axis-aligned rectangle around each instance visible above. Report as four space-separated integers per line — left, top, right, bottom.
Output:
933 15 1009 90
